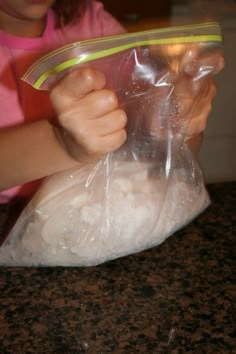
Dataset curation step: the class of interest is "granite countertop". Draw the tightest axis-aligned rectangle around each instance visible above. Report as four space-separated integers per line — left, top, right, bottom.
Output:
0 182 235 353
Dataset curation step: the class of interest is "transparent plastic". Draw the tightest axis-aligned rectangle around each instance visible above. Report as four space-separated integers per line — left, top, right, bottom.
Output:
0 23 224 266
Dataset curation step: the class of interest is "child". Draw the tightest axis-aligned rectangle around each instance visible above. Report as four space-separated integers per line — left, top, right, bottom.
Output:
0 0 223 204
0 0 127 203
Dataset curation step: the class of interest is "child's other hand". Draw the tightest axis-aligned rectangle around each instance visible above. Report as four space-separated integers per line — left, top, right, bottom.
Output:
175 50 224 152
50 67 127 163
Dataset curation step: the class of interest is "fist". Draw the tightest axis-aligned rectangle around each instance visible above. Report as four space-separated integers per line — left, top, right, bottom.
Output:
50 67 127 163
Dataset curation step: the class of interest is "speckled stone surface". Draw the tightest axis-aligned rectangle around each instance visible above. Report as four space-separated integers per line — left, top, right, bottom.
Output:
0 182 235 353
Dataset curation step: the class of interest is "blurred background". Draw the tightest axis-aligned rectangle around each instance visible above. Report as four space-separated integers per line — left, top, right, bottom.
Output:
101 0 236 183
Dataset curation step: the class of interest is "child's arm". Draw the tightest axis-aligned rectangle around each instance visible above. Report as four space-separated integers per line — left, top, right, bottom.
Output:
0 68 127 191
0 120 79 191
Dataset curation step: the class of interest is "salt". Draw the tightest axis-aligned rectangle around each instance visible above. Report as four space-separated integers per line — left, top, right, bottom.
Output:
0 161 209 266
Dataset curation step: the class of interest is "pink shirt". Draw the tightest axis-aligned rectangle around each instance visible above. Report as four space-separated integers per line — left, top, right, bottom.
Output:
0 1 125 203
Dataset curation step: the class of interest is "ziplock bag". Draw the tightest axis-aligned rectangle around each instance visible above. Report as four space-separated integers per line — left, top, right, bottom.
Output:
0 22 224 266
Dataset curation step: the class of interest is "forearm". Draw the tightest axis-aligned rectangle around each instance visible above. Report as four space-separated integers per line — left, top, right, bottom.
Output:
0 120 80 191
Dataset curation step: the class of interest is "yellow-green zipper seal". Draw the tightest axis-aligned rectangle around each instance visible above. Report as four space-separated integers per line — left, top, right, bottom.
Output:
25 21 221 74
22 23 222 90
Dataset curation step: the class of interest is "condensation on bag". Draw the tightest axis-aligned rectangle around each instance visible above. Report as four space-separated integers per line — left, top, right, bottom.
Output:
0 23 224 266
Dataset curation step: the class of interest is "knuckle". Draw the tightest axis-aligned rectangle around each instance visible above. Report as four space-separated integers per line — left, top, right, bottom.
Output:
65 67 97 92
80 67 96 86
68 67 93 82
104 130 127 154
105 90 118 108
117 109 127 126
120 129 127 143
65 69 79 81
112 130 127 149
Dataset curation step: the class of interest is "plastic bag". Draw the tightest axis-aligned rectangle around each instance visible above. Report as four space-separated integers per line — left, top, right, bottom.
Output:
0 22 223 266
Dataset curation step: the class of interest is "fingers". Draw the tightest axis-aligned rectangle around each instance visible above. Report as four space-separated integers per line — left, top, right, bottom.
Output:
85 129 127 158
50 67 106 112
58 89 119 129
152 43 224 78
60 120 127 163
50 66 127 163
85 109 127 136
70 108 127 147
185 108 210 138
185 79 216 138
183 49 225 77
198 51 224 75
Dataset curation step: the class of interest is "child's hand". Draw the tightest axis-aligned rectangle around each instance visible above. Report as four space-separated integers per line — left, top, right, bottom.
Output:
172 49 224 152
180 50 224 143
50 67 127 163
140 45 224 154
